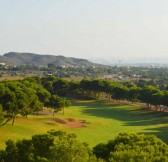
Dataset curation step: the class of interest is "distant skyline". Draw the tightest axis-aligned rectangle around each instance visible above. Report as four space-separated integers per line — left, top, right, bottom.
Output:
1 0 168 59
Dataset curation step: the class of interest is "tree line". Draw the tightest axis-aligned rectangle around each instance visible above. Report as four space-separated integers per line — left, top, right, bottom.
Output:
40 76 168 111
0 130 167 162
0 76 168 126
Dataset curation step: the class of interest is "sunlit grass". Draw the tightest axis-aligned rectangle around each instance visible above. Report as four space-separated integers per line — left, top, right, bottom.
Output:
0 100 168 148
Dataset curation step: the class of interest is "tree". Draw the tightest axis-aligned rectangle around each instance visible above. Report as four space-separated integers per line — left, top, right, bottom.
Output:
0 130 99 162
93 133 168 162
128 86 141 103
150 92 164 111
140 86 160 108
62 98 71 115
42 81 54 94
47 95 71 115
32 134 54 158
0 80 45 125
49 132 91 162
47 95 63 116
36 88 51 104
29 99 43 116
69 80 81 97
47 130 98 162
80 79 93 99
162 91 168 110
16 139 34 162
52 79 69 96
5 140 18 162
111 85 129 102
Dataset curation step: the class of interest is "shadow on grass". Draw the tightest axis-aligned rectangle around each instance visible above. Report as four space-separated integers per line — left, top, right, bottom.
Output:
141 126 168 143
74 100 168 142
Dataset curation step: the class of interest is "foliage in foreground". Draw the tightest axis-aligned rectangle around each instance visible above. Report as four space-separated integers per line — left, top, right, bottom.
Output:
0 131 168 162
93 133 168 162
0 130 99 162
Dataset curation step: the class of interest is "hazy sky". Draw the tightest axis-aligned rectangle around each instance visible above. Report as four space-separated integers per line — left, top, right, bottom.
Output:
0 0 168 59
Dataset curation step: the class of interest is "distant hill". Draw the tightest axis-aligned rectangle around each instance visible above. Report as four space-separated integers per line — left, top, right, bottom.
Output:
0 52 97 67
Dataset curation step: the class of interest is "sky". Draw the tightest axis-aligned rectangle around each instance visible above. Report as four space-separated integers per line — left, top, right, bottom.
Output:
0 0 168 59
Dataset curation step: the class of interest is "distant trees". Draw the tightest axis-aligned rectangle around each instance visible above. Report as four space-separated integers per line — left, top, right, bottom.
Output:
68 80 81 97
162 92 168 110
128 86 141 103
41 77 70 96
78 78 168 111
111 84 129 101
150 92 164 110
1 75 168 126
79 79 130 101
40 76 168 112
52 79 69 96
140 85 160 108
47 95 71 116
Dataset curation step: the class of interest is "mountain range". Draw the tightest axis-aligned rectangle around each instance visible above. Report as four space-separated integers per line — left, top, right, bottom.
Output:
0 52 96 67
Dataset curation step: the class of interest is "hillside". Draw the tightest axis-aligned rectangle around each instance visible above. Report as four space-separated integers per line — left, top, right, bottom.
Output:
0 52 96 67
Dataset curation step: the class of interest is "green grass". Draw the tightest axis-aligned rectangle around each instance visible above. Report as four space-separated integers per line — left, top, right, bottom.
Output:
0 100 168 148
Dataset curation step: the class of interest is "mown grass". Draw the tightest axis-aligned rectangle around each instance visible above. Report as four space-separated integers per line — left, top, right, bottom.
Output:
0 100 168 148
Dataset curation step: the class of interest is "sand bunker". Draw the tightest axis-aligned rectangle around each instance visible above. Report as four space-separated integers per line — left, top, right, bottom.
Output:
54 118 67 124
33 109 87 128
53 118 86 128
65 121 85 128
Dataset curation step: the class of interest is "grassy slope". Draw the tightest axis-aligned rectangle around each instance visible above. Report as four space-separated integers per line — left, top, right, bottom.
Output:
0 100 168 148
